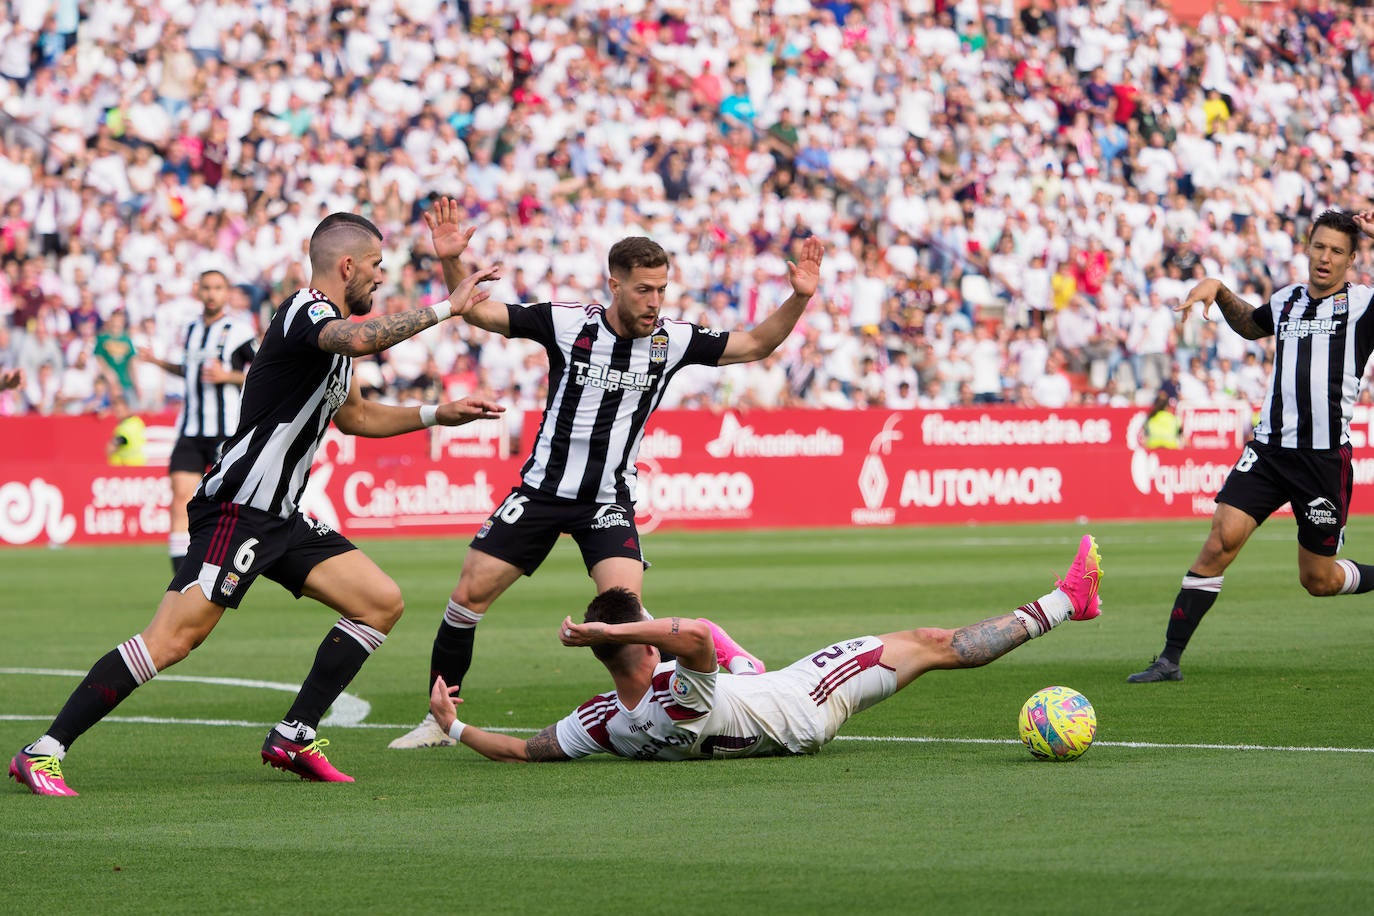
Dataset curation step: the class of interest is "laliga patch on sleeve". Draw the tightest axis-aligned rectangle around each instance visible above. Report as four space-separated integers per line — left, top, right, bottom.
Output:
670 672 691 698
307 302 336 323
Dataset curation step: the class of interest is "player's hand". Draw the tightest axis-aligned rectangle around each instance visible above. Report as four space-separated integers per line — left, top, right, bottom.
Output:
445 263 502 318
1178 278 1222 314
201 360 231 383
786 235 825 298
428 676 465 733
1355 211 1374 239
424 196 476 261
135 346 156 362
434 396 505 426
559 616 608 647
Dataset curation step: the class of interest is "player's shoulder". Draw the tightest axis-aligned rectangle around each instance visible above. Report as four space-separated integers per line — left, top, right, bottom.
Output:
273 288 341 330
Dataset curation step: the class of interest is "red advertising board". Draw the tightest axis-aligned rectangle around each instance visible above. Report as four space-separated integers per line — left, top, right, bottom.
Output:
6 404 1374 547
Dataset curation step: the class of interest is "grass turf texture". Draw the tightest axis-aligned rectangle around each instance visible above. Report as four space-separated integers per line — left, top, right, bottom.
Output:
3 519 1373 915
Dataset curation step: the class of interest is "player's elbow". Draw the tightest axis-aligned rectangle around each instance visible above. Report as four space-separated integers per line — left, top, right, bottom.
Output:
676 617 715 658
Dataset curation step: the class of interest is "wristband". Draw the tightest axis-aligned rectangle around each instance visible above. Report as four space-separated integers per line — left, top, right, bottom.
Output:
419 404 439 427
448 720 467 742
432 300 453 321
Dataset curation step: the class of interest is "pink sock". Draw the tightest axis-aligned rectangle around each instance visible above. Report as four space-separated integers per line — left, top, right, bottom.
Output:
700 618 765 674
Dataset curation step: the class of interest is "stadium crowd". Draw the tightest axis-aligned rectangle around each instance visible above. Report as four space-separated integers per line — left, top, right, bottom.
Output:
1 0 1373 421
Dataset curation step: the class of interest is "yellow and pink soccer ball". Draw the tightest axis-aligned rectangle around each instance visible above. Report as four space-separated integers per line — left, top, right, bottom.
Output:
1018 686 1096 761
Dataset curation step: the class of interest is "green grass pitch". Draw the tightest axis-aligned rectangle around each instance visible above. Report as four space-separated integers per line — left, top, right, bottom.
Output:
3 520 1373 914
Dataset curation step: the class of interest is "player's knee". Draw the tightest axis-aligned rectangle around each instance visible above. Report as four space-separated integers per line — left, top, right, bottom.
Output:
911 627 959 666
374 582 405 630
452 580 493 614
1299 569 1339 597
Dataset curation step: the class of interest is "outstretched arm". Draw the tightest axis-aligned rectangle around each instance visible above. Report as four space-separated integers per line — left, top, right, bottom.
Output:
428 677 571 763
1179 278 1267 340
332 375 505 438
316 264 501 357
425 196 513 335
559 615 717 673
135 348 183 375
718 236 824 365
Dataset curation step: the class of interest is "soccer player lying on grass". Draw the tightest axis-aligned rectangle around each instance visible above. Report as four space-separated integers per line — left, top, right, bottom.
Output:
428 536 1103 762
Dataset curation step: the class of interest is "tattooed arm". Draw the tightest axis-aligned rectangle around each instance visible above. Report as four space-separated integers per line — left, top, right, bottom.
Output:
1179 278 1268 340
428 677 571 762
315 264 503 357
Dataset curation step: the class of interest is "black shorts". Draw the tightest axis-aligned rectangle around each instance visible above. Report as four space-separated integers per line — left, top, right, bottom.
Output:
168 436 225 475
1216 439 1352 556
470 485 647 576
168 497 357 608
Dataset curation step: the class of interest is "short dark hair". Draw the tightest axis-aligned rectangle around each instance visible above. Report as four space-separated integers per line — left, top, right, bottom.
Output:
607 237 669 277
308 212 382 270
584 586 644 663
1310 208 1360 252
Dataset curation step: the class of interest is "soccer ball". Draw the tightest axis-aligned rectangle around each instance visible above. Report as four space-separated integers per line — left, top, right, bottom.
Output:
1018 686 1096 761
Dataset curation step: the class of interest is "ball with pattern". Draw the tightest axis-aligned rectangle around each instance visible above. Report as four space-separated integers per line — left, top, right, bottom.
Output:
1018 686 1096 761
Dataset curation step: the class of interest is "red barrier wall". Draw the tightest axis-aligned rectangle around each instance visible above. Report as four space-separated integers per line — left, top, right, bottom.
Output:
6 404 1374 547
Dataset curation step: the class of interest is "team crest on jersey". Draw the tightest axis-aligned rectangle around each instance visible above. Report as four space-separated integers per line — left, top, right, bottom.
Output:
1333 292 1348 315
649 331 669 364
307 302 336 323
669 673 690 698
220 572 240 597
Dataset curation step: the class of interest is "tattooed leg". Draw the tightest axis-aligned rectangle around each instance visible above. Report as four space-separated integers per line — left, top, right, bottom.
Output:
949 614 1032 668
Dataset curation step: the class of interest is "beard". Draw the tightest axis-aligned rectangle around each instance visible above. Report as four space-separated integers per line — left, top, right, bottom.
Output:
344 283 375 316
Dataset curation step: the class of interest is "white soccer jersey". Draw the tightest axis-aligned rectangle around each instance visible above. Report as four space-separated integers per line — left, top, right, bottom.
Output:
175 312 258 438
554 636 896 760
507 301 729 504
1253 282 1374 450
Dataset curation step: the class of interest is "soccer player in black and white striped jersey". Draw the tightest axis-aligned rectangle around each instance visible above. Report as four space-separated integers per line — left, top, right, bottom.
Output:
390 196 825 749
1130 208 1374 683
9 213 507 795
138 270 258 572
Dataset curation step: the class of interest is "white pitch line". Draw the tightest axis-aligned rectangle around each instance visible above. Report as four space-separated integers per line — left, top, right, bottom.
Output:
0 667 370 727
1 715 1371 754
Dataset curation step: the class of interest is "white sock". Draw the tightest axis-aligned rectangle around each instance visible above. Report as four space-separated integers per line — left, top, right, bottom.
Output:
25 735 65 758
1013 590 1074 638
443 600 483 629
169 531 190 560
727 656 760 675
275 720 316 743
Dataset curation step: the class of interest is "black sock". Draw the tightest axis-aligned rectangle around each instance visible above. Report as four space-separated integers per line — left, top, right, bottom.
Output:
430 624 477 695
47 646 146 749
1162 570 1223 664
283 623 379 728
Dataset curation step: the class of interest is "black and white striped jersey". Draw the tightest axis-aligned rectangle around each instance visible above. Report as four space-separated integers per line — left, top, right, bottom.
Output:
174 313 258 439
199 289 352 518
509 301 729 503
1252 282 1374 449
